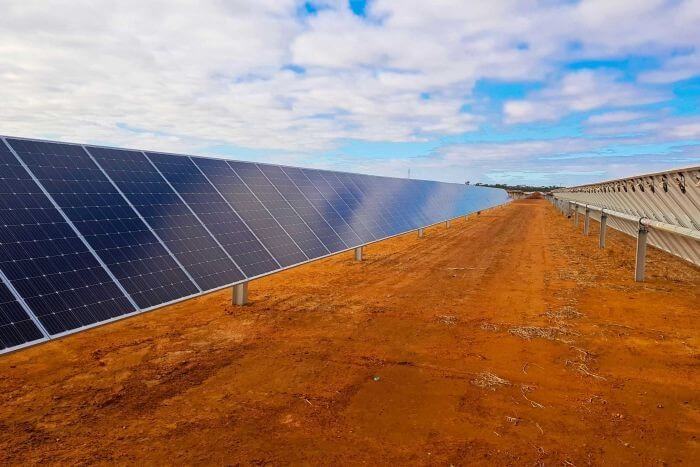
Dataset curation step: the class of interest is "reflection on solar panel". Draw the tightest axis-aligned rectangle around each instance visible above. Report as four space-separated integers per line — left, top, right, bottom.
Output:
87 147 241 292
0 135 508 354
257 165 347 253
0 138 136 339
195 158 307 268
144 152 278 278
281 167 364 248
228 162 328 260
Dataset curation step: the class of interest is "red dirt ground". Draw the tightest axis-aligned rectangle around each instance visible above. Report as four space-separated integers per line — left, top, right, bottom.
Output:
0 199 698 465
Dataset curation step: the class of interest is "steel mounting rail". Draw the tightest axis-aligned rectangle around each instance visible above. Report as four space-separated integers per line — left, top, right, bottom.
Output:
544 165 700 281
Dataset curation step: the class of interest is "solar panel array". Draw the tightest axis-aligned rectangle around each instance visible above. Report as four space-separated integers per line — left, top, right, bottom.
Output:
0 136 508 354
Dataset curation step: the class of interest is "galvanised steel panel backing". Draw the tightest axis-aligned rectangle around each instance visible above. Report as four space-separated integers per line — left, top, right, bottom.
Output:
0 135 509 355
552 166 700 266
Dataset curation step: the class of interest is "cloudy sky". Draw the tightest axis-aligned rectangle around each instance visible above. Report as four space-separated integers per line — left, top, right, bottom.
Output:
2 0 699 186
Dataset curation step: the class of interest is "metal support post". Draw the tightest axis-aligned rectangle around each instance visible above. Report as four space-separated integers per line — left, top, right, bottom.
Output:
418 228 424 238
574 206 579 227
584 207 590 236
445 220 450 228
232 282 248 306
599 213 607 248
635 227 648 282
354 246 363 261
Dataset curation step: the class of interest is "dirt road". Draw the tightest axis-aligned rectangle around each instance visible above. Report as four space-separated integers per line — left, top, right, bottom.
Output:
1 199 698 465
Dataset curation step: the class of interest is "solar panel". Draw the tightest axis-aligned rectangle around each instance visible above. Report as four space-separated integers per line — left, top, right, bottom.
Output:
228 162 328 260
394 179 431 228
85 146 245 292
144 152 279 278
1 135 509 354
302 169 377 244
257 164 347 253
0 277 45 351
335 172 396 237
194 158 307 268
319 171 389 239
281 167 363 248
347 174 412 235
0 139 136 336
7 139 199 309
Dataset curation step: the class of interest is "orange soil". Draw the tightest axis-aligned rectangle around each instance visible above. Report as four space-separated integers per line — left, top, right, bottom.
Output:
0 199 698 465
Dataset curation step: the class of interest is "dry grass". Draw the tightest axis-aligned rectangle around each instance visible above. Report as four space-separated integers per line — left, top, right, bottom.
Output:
471 372 511 391
544 306 583 321
437 315 458 326
508 325 577 342
480 321 500 332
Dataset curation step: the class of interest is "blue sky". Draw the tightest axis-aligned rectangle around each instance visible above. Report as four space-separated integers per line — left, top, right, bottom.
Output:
1 0 699 185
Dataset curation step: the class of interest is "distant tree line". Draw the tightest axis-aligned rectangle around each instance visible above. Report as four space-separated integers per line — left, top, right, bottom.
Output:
473 183 562 192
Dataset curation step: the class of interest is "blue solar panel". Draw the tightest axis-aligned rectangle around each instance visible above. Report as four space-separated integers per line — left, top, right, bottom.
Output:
387 178 419 229
8 139 200 309
327 171 390 238
0 139 136 336
228 162 328 260
281 167 363 248
1 135 510 354
345 174 410 236
0 277 45 351
194 158 307 268
302 169 377 244
144 152 278 278
87 147 243 292
257 164 347 253
377 177 429 229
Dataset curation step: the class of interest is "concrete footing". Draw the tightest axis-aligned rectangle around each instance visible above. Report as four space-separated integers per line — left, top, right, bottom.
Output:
635 228 648 282
232 282 248 306
599 214 607 248
354 246 363 261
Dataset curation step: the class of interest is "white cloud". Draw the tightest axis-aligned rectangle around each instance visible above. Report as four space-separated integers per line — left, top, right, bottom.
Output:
586 111 650 125
0 0 698 184
639 51 700 83
504 70 667 123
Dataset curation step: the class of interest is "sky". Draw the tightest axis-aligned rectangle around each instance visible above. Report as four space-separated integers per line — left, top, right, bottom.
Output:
1 0 699 186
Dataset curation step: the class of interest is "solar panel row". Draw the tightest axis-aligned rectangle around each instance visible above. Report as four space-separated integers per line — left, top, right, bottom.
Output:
0 136 508 354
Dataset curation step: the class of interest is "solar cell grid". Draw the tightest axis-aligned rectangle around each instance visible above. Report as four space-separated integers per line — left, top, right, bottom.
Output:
9 140 199 310
195 158 306 268
341 174 403 236
0 277 45 351
331 172 392 238
0 139 136 336
257 164 347 253
384 178 430 228
302 169 381 243
87 147 241 292
0 135 509 354
395 179 432 228
144 152 277 278
347 177 401 235
302 169 376 244
281 167 363 248
228 162 328 260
